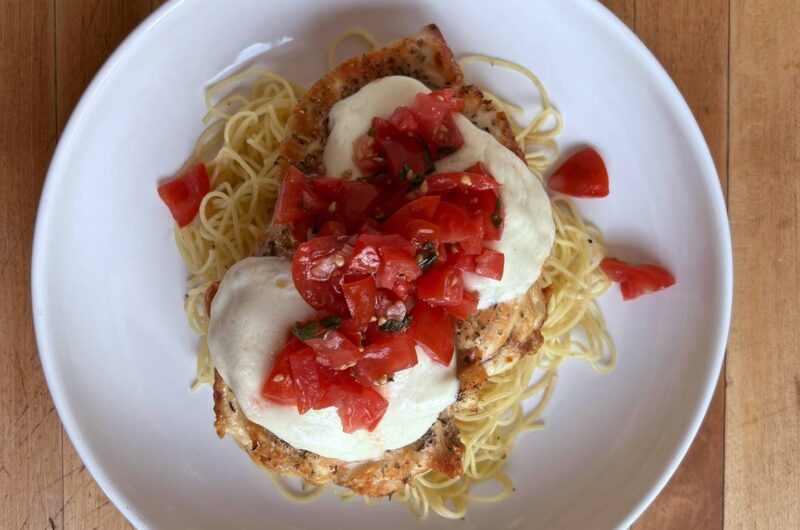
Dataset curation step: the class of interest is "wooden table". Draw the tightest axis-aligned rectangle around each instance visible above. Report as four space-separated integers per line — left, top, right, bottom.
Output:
2 1 797 528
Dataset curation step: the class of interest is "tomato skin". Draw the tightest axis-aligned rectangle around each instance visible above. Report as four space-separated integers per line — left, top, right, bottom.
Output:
358 233 416 256
292 235 352 314
446 290 479 320
474 248 505 280
397 219 441 250
372 117 428 180
381 195 440 235
425 171 500 193
339 181 380 229
447 246 476 272
407 302 455 365
304 330 363 371
600 257 676 300
317 220 346 236
316 372 388 432
287 346 334 414
353 134 386 177
342 276 377 328
348 238 382 274
157 163 210 227
417 266 464 306
376 247 422 294
548 148 609 198
433 202 483 243
352 335 418 386
274 166 312 224
410 92 465 158
261 342 300 405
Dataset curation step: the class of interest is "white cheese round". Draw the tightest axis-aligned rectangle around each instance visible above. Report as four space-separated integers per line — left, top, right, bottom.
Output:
324 76 555 308
208 256 458 461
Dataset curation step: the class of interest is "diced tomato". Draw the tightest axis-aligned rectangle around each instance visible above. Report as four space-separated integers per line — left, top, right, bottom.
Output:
376 247 422 295
398 219 441 250
425 171 500 193
388 106 420 133
274 166 312 224
600 257 676 301
157 163 210 227
447 246 476 272
446 290 479 320
339 181 380 228
286 347 333 414
372 118 429 180
416 266 464 306
342 276 377 328
548 148 609 198
292 235 353 314
433 202 483 243
353 134 386 177
352 335 418 386
382 195 441 234
304 330 363 370
337 317 363 346
348 238 382 274
459 234 484 255
317 220 346 236
358 233 417 256
474 248 505 280
335 384 388 433
261 343 298 405
407 302 455 366
316 372 388 432
309 177 346 201
442 187 503 242
410 92 464 158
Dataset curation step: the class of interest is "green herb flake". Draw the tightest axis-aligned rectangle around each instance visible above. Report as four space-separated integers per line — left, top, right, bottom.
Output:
491 197 504 229
377 315 414 333
292 316 341 340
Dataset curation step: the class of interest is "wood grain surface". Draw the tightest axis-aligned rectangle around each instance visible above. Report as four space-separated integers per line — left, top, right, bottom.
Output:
0 1 796 528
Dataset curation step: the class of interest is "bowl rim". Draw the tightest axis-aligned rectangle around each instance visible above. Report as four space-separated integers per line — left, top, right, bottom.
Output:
31 1 732 528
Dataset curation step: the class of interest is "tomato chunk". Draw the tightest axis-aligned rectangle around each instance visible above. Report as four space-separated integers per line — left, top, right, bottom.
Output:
372 117 429 181
381 195 440 235
287 346 334 414
261 342 300 405
600 257 675 300
274 166 312 224
407 302 455 365
425 171 500 193
292 235 352 314
352 335 418 386
446 290 479 320
410 91 465 158
474 248 505 280
433 202 483 243
157 163 210 227
548 148 609 198
317 372 388 432
376 247 422 295
304 330 363 371
417 266 464 306
342 276 377 328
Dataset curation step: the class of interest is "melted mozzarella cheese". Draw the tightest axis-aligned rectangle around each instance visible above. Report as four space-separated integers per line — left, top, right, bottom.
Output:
208 256 458 462
324 76 555 308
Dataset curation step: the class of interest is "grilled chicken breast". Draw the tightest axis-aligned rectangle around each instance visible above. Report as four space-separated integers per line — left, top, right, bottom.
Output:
211 24 549 497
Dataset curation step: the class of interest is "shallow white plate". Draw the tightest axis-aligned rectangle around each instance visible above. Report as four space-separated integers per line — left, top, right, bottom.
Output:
32 0 732 528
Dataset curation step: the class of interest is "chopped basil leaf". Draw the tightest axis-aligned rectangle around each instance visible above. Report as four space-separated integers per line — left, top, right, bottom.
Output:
292 316 341 340
406 171 425 191
418 252 438 270
491 197 503 228
367 127 375 137
422 144 435 174
377 315 414 333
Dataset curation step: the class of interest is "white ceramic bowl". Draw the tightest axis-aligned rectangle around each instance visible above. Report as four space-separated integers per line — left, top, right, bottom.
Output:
32 0 732 528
